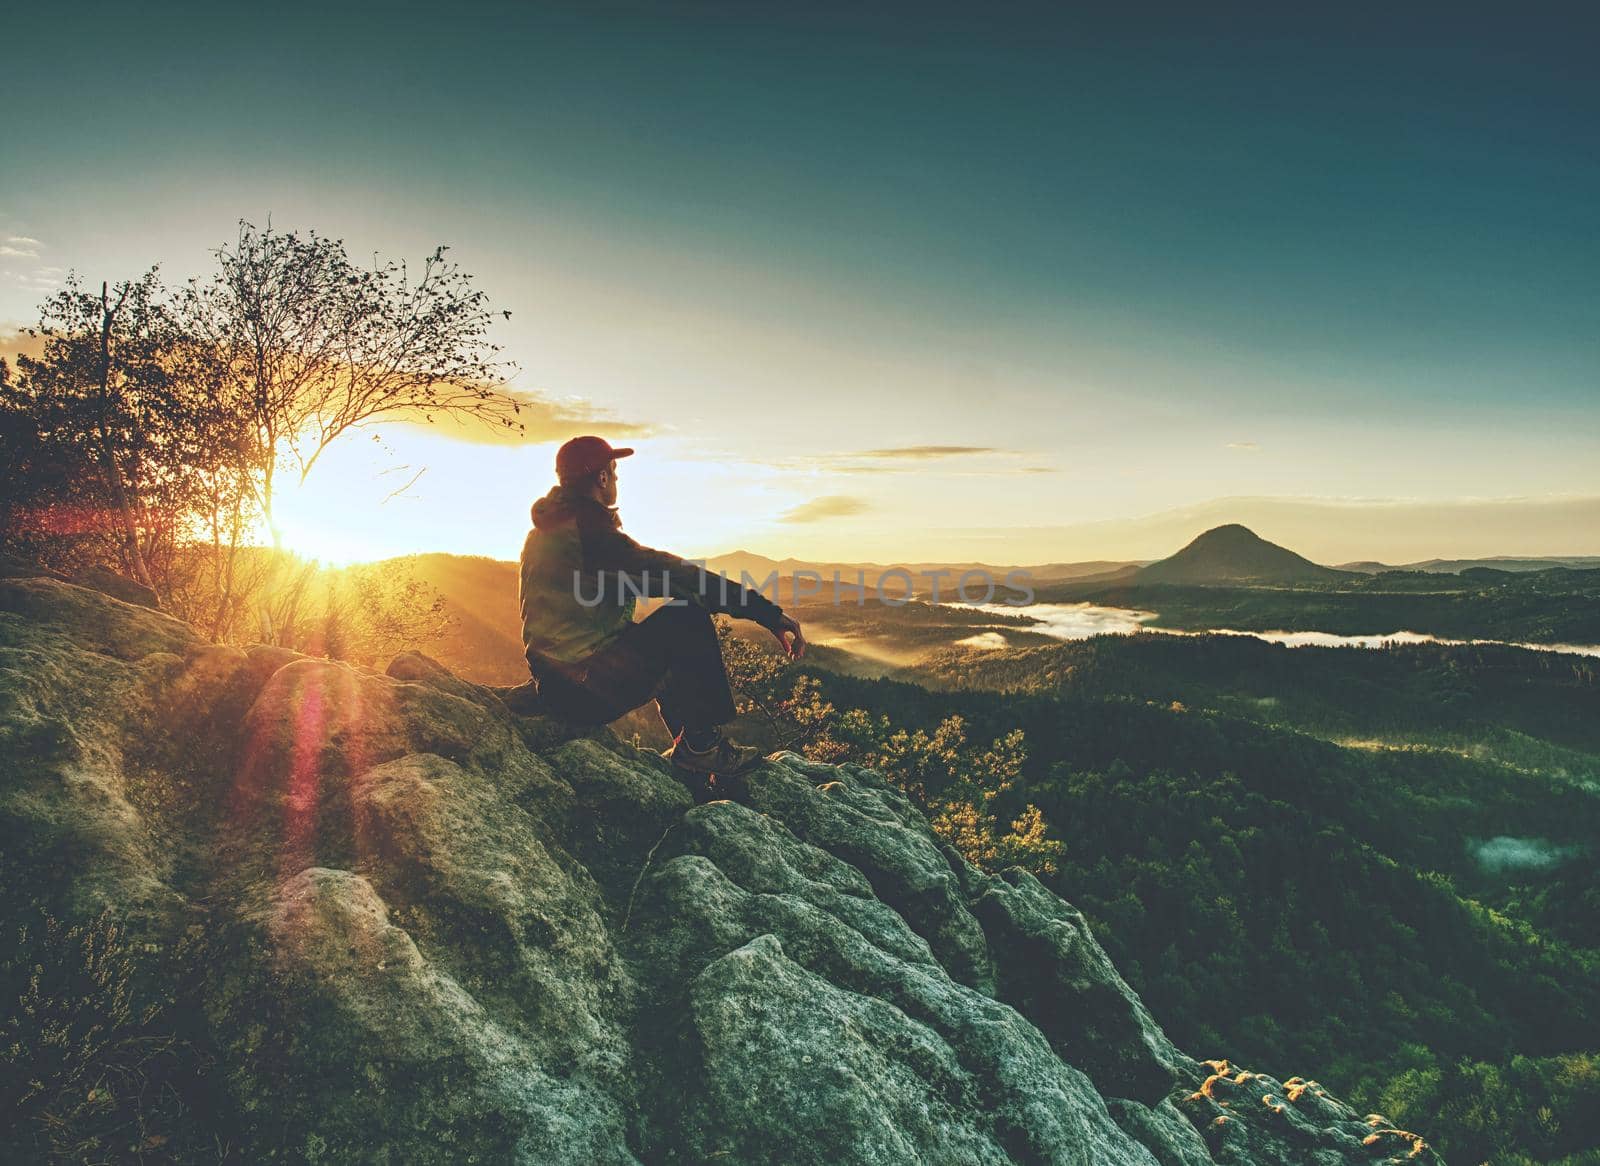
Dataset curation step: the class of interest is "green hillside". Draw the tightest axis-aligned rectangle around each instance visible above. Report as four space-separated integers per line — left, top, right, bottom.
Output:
380 549 1600 1163
768 640 1600 1166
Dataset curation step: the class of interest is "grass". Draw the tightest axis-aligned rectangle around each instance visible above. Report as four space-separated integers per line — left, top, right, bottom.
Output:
0 908 231 1163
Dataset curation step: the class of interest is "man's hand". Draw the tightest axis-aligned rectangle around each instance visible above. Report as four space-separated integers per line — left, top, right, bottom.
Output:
772 613 806 660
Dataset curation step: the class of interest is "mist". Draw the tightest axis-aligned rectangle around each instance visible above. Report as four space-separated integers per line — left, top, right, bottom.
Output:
955 603 1600 658
1471 836 1582 874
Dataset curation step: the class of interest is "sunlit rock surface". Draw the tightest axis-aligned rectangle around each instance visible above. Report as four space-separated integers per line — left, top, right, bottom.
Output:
0 575 1444 1164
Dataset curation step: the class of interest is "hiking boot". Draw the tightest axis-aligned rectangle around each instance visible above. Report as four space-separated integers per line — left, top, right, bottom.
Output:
675 770 717 805
665 732 764 779
705 768 753 805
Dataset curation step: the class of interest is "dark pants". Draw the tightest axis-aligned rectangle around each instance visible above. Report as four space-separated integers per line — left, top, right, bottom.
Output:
530 602 736 738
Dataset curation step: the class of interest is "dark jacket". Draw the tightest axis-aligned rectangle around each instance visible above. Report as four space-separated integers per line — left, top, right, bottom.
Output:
519 485 785 664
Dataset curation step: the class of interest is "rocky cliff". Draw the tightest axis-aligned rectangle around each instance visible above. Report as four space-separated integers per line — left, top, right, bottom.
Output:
0 574 1442 1164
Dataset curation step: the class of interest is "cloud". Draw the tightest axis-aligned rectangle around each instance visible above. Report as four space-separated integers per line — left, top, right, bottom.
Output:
850 445 1005 459
0 316 653 446
1226 441 1261 451
0 235 42 260
0 328 41 364
826 463 944 475
0 233 60 299
778 495 871 524
747 444 1049 477
387 387 658 446
4 272 63 294
826 461 1054 477
832 444 1060 476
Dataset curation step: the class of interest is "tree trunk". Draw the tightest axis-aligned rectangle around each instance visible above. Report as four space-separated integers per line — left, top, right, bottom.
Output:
216 496 246 641
97 282 158 597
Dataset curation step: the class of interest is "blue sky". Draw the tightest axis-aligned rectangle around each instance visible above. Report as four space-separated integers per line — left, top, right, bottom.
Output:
2 1 1595 561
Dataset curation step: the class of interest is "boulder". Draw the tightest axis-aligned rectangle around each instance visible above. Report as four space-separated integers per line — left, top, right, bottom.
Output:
71 564 162 610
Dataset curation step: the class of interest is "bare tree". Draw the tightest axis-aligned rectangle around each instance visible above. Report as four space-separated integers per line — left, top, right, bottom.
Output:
184 221 523 545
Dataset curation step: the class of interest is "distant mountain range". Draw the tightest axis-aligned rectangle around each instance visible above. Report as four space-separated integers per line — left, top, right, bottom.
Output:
1338 556 1600 574
706 531 1600 593
703 551 1140 594
401 527 1591 680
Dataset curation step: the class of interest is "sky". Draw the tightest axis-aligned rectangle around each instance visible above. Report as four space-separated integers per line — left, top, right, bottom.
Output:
2 1 1596 564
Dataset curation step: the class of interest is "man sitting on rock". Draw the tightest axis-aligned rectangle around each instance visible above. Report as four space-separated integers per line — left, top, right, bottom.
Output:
519 435 805 786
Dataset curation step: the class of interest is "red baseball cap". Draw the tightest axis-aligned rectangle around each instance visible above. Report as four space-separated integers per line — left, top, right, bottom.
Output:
555 435 634 481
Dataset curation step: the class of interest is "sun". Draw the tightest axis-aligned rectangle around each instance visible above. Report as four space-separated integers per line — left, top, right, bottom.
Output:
271 470 390 567
263 425 470 566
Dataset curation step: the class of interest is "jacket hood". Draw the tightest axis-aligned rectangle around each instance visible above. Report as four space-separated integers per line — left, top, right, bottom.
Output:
531 485 620 531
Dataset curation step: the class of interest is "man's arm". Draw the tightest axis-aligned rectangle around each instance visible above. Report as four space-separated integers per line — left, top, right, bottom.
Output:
576 515 793 632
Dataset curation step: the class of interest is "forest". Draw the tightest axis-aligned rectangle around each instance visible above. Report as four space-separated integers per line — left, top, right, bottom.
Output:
1037 571 1600 646
722 627 1600 1166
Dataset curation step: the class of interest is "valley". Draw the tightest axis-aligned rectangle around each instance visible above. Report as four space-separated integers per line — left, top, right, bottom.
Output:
396 524 1600 1165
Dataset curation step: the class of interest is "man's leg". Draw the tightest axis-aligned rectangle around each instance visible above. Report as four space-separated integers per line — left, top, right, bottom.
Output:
533 635 667 726
618 602 761 786
610 601 736 740
538 601 732 732
537 603 757 784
